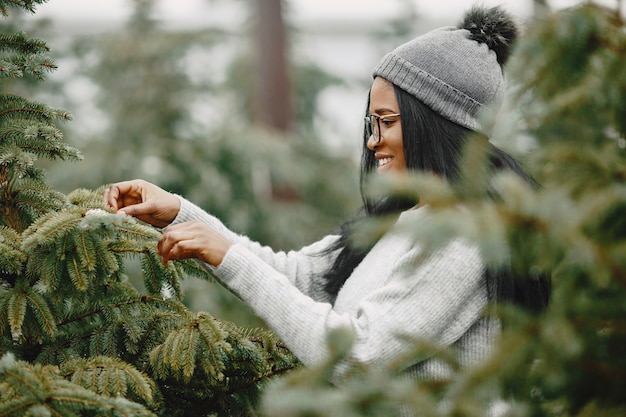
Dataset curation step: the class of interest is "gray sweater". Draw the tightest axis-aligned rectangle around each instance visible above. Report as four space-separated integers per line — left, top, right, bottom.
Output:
172 196 499 382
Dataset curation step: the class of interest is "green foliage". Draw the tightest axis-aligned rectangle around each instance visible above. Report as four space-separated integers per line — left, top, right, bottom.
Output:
0 26 77 233
0 1 48 17
501 6 626 413
0 33 53 79
150 311 232 383
60 356 156 405
1 2 301 416
1 184 300 416
4 0 623 416
0 353 156 417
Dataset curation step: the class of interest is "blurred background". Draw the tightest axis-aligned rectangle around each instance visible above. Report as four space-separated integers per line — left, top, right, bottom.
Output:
9 0 623 324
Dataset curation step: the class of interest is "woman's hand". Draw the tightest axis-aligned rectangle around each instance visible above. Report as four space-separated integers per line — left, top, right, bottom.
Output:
158 221 233 267
103 179 180 228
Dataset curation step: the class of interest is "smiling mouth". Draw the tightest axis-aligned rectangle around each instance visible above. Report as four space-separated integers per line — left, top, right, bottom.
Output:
378 157 393 167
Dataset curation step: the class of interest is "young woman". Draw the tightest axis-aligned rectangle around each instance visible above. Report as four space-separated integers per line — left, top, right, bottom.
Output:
103 6 550 384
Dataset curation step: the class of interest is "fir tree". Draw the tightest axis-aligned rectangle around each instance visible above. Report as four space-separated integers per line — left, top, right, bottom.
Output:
0 2 299 416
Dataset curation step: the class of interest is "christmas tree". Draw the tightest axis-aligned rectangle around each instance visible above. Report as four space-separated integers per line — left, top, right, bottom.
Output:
0 2 298 416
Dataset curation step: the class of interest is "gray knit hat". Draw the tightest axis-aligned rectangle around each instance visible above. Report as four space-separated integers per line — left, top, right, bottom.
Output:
372 6 518 132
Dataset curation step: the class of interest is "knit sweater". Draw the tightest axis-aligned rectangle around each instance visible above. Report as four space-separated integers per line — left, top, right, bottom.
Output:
172 196 499 382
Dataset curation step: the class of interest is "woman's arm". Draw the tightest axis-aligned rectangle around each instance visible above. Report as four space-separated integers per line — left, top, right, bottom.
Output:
165 196 341 300
213 235 488 370
157 197 490 372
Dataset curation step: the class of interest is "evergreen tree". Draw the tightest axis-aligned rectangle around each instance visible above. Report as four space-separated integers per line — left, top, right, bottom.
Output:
0 2 299 416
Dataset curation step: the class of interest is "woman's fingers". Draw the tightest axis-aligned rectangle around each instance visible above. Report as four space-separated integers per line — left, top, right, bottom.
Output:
103 179 179 228
157 225 186 263
158 221 232 267
103 180 145 213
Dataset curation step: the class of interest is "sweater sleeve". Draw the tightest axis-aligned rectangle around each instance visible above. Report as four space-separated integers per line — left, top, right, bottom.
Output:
170 196 339 301
215 236 487 369
345 240 487 367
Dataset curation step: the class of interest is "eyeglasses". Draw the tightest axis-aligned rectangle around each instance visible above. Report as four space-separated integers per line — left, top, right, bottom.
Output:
364 113 401 143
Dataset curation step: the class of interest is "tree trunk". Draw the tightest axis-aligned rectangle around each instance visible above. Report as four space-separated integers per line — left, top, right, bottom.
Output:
533 0 550 19
252 0 292 132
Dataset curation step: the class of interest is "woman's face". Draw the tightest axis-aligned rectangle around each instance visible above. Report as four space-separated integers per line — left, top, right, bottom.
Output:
366 77 407 174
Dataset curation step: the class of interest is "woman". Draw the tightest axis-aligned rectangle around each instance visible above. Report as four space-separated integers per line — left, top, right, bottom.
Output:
104 6 550 383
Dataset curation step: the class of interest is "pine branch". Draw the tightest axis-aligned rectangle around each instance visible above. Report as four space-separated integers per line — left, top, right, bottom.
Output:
67 187 107 207
219 326 299 394
176 257 218 283
0 144 36 178
0 60 21 78
1 122 81 161
21 286 56 339
141 250 181 299
0 52 56 80
66 254 90 292
60 356 156 406
72 228 98 275
0 279 56 343
149 312 230 384
56 294 188 330
21 208 173 294
0 1 49 17
0 32 48 55
22 209 83 260
5 285 27 342
0 94 70 124
14 180 69 225
0 226 24 276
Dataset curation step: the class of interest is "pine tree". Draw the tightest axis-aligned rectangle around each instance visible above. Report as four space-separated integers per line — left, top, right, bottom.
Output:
0 2 299 416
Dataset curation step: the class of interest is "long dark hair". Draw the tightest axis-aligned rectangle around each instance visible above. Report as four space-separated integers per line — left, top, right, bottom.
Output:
321 84 551 313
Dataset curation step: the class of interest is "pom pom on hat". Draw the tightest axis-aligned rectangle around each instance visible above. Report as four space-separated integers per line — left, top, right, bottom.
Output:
372 5 518 132
460 5 519 65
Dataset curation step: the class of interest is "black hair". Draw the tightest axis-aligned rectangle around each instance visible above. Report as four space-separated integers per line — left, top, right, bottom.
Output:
321 84 551 314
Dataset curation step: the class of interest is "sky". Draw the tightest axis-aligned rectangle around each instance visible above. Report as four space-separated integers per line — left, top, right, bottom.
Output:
28 0 624 28
295 0 623 19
